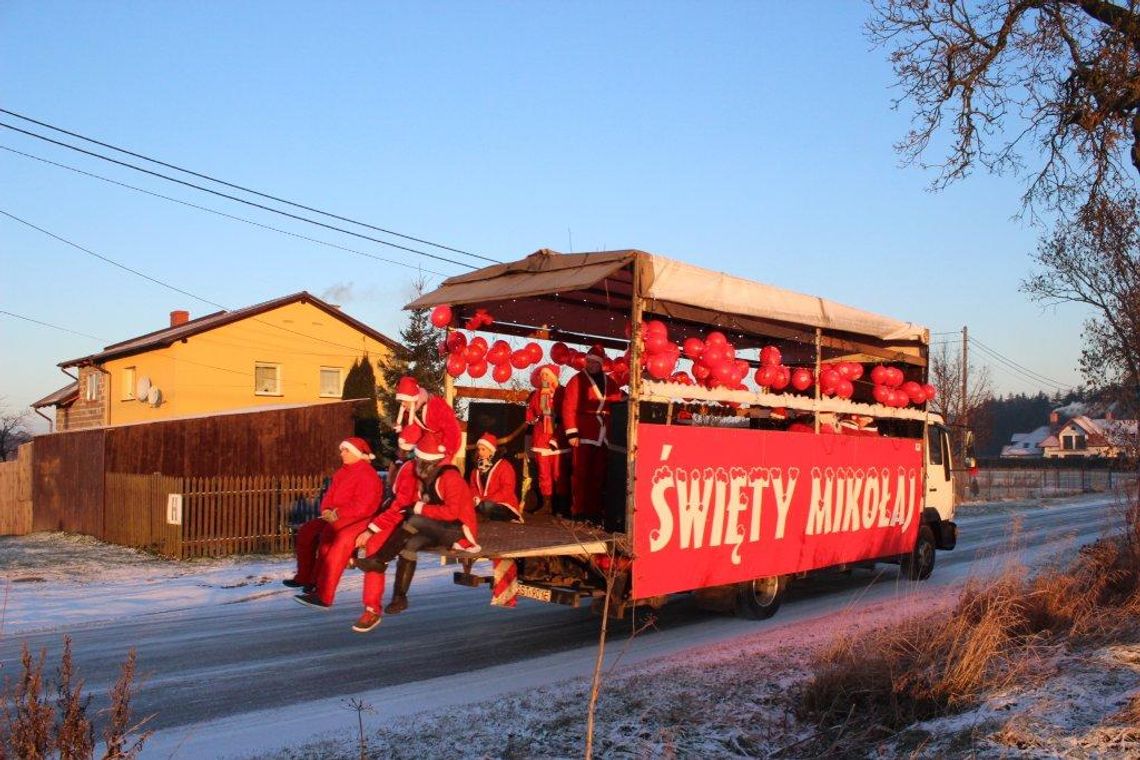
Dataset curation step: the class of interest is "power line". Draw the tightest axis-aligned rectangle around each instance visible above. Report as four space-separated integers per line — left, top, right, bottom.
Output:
0 108 500 265
0 121 477 270
0 309 103 341
0 144 448 277
967 337 1074 392
0 208 398 356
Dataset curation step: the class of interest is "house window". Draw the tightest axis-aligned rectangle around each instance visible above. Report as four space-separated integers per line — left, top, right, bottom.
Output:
84 372 101 402
319 367 343 398
255 363 282 395
122 367 136 400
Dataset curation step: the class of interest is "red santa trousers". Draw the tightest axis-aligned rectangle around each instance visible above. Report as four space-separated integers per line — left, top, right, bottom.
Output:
570 443 607 518
534 451 571 497
292 517 331 586
360 509 408 611
314 517 373 605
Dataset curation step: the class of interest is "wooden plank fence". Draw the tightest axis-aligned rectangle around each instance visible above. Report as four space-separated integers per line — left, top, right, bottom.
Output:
0 443 33 536
105 472 183 556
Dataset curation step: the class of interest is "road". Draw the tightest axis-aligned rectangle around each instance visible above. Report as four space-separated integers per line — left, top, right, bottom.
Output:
0 497 1123 745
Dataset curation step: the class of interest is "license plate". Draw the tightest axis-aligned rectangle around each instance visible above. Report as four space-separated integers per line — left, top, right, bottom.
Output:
515 583 553 603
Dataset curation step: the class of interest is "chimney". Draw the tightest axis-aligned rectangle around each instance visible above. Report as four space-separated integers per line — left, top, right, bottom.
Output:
170 310 190 327
1049 410 1060 425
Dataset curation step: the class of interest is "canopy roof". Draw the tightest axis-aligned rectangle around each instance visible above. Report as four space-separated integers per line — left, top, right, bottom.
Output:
408 249 928 347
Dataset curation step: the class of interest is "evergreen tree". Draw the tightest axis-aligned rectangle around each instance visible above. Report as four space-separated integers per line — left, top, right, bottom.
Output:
342 354 382 464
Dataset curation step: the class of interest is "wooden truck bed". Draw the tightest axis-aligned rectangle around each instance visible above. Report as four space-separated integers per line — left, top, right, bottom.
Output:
439 512 617 559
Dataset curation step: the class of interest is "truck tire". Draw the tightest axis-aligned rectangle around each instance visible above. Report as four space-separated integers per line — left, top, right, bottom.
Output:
736 576 785 620
901 525 936 581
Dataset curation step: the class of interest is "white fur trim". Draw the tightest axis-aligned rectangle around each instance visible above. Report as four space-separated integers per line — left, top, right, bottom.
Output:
565 427 578 435
413 502 425 515
451 540 481 554
415 448 445 461
340 440 375 461
476 437 497 453
461 523 476 544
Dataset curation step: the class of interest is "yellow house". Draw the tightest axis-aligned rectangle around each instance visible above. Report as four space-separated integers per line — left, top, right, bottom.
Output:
32 292 399 431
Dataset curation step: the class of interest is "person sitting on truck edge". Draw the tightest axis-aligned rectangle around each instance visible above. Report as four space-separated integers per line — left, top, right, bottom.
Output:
353 431 481 623
469 432 521 522
525 364 571 516
394 375 462 464
289 437 383 608
344 425 424 632
838 414 880 437
562 344 622 523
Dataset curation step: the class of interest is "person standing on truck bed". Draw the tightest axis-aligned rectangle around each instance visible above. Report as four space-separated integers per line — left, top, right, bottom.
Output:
469 432 522 522
525 364 571 516
353 431 481 625
287 437 383 606
394 375 462 464
562 344 622 523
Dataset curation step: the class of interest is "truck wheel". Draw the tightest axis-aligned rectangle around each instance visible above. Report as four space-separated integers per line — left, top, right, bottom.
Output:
902 525 936 581
736 576 785 620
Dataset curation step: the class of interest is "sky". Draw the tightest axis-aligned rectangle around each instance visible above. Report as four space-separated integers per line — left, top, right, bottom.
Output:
0 2 1092 427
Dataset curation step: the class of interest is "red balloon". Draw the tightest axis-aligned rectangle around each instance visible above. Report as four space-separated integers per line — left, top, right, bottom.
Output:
845 362 864 381
923 383 937 400
487 340 511 365
733 360 750 382
524 342 543 363
644 332 669 354
755 365 778 387
791 368 814 392
446 353 466 378
646 353 672 380
870 365 889 386
692 362 712 381
702 344 727 366
445 331 467 354
836 362 857 381
902 381 925 404
772 365 791 391
437 340 449 358
711 360 736 383
886 367 905 388
463 345 482 364
894 389 911 407
430 305 453 328
569 352 587 370
492 363 512 384
467 358 488 379
550 342 570 365
835 379 854 399
705 330 728 347
645 319 668 338
820 368 842 395
760 346 782 367
682 337 705 360
872 384 892 405
510 350 531 369
723 343 736 362
468 336 488 358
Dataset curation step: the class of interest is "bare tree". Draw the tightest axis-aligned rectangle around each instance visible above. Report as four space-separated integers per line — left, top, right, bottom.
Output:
930 341 994 428
868 0 1140 214
1023 192 1140 415
0 400 31 461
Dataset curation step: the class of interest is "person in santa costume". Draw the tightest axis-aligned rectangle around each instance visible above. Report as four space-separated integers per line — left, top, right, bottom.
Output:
343 425 424 632
287 437 382 604
469 432 521 522
561 344 622 522
525 364 570 516
838 414 880 437
394 375 461 464
352 431 480 625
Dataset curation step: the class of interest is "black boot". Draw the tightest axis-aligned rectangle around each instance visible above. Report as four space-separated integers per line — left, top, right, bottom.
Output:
385 557 417 614
553 495 570 517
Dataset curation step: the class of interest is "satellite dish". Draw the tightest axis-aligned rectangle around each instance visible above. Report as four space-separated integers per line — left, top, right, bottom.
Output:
136 376 152 402
147 387 163 407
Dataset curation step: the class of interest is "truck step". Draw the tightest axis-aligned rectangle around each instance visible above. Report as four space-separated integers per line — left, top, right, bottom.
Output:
453 571 494 587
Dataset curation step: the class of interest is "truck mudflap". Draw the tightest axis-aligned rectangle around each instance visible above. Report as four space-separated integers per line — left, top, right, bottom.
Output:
935 519 958 550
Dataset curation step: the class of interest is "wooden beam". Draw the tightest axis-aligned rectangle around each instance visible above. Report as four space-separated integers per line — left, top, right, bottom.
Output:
455 385 530 403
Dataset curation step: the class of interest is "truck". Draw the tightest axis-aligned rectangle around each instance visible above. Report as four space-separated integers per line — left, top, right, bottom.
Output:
406 248 962 620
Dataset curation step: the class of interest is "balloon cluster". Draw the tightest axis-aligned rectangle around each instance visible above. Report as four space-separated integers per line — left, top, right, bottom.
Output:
442 331 546 382
817 361 863 399
869 365 937 408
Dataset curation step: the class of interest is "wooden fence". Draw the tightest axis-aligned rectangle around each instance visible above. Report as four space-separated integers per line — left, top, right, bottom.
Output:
957 465 1138 503
103 473 324 559
0 444 33 535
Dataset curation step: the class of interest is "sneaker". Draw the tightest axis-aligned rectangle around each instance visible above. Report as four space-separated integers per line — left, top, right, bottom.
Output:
303 584 317 594
450 538 482 555
293 592 331 611
282 577 306 588
351 609 382 633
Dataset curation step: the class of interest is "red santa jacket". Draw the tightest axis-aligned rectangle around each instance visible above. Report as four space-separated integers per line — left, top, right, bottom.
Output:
838 420 880 437
415 396 462 464
412 466 478 548
468 459 519 513
561 370 622 446
526 387 568 454
321 460 382 525
369 460 419 531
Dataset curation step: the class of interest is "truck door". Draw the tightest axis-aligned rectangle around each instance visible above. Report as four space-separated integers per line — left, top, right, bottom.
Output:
925 424 954 519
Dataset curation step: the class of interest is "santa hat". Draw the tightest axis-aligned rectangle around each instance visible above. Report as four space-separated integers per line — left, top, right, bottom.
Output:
395 376 421 402
414 431 447 461
339 437 376 461
585 344 606 363
769 407 788 421
397 423 423 452
475 432 498 453
530 364 560 389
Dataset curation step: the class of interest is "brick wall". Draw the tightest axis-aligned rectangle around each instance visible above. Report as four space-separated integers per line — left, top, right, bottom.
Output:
65 366 107 430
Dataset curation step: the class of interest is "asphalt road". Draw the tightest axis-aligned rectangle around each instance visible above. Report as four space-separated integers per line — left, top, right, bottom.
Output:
0 497 1122 736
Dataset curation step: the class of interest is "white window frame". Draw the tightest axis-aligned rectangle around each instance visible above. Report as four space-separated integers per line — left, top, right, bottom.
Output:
319 366 344 398
254 362 283 396
84 371 101 402
122 366 137 401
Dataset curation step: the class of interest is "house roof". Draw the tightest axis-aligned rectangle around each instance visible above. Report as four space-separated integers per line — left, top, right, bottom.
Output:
31 381 78 409
59 292 400 368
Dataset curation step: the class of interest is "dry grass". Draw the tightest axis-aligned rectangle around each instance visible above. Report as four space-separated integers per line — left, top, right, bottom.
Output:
797 497 1140 751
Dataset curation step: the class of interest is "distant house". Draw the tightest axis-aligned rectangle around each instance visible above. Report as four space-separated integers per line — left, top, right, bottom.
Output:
999 425 1051 458
31 292 398 431
1039 415 1137 459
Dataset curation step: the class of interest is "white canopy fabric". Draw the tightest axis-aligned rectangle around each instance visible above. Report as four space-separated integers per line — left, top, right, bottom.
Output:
644 256 926 343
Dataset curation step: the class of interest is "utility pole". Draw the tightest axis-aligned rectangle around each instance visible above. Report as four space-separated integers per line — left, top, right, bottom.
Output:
960 325 969 426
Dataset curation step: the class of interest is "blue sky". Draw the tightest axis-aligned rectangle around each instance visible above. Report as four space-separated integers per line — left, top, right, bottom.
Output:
1 2 1088 424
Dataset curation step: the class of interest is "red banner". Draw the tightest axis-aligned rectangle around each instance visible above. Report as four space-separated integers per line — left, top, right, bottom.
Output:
631 424 924 599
